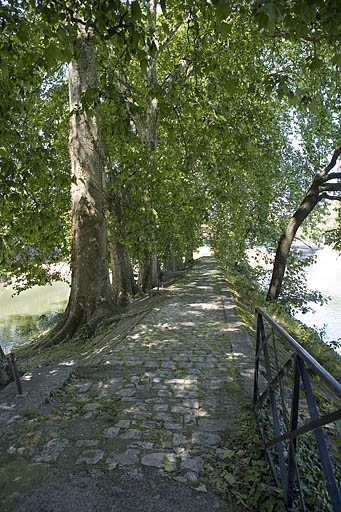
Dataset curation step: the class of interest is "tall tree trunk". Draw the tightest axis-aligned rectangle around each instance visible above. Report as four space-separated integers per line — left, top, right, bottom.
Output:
185 249 194 264
138 250 158 292
266 145 341 302
47 31 114 344
110 241 137 306
164 256 176 272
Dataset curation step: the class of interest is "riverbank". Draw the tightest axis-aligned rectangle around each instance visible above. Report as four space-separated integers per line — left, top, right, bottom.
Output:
247 245 341 354
0 258 253 512
0 280 70 355
218 257 341 381
1 257 340 512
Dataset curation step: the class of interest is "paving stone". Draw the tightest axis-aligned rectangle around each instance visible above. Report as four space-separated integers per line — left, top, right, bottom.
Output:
192 431 221 446
116 388 136 397
198 419 228 432
153 404 169 412
115 420 130 428
173 433 188 447
184 414 197 425
154 413 174 422
180 453 203 473
185 471 198 482
76 440 99 447
33 438 69 463
171 405 187 414
183 399 200 409
145 398 162 404
75 450 104 465
141 452 170 468
175 391 198 398
158 390 172 397
196 409 210 417
144 361 158 368
68 382 92 393
164 422 182 431
120 429 142 440
107 377 124 385
130 441 154 450
103 427 120 438
134 412 150 419
107 449 140 466
140 421 158 428
84 402 100 411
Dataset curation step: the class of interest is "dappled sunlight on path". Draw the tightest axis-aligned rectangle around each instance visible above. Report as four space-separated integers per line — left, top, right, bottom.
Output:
0 258 255 512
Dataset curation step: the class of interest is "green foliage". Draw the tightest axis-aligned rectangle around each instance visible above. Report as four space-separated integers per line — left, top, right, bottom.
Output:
2 0 341 349
205 410 287 511
249 252 329 314
219 257 341 380
205 407 340 510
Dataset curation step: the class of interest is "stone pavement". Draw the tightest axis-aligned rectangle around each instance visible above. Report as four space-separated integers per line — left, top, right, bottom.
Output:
0 258 255 511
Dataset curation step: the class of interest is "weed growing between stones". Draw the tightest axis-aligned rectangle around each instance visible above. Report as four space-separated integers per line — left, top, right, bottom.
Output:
223 365 239 395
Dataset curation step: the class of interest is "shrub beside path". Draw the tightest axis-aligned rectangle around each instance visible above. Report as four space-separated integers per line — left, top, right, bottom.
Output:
0 257 255 512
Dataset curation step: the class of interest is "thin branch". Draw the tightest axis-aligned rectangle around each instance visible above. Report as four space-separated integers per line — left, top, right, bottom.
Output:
154 15 189 63
322 172 341 182
161 58 194 95
125 220 155 236
173 105 189 157
102 12 129 40
319 183 341 192
113 69 143 99
319 193 341 201
319 143 341 178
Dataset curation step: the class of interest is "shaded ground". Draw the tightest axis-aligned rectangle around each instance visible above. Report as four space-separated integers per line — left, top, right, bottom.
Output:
0 258 255 512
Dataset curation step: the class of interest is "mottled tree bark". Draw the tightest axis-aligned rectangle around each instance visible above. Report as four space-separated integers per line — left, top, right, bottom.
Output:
138 250 158 292
47 31 115 344
110 241 137 306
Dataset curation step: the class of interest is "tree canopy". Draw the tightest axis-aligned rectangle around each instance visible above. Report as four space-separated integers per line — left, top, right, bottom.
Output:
1 0 341 340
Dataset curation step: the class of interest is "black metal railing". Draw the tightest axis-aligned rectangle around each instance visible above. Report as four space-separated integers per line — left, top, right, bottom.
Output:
254 307 341 511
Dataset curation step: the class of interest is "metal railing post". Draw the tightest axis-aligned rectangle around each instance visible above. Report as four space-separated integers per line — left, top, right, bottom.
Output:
253 307 341 512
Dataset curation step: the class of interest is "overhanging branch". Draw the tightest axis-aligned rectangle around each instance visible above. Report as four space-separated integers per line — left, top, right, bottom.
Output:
322 172 341 182
319 193 341 201
319 143 341 178
319 183 341 192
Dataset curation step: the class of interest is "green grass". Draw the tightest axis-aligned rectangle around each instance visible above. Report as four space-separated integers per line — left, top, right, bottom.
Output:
219 261 341 382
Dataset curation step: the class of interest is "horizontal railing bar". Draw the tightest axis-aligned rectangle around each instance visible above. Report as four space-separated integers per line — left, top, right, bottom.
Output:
256 307 341 399
265 408 341 448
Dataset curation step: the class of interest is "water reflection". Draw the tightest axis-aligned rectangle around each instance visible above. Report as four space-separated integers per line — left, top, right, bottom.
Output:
0 281 70 353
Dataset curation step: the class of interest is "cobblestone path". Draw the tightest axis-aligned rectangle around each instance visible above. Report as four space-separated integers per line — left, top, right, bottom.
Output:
1 258 254 511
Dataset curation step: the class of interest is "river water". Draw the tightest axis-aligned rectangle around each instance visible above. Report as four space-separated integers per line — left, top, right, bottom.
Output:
295 246 341 351
0 281 70 354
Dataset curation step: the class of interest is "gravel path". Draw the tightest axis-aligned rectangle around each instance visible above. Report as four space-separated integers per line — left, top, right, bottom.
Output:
0 258 254 511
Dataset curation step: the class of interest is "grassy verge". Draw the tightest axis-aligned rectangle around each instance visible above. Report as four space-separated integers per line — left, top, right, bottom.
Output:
203 258 341 512
14 314 122 373
221 260 341 381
